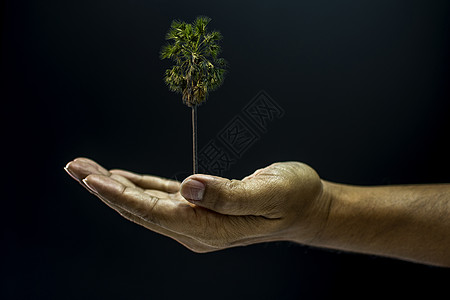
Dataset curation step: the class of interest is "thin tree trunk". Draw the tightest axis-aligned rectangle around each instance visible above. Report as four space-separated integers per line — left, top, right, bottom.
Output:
192 105 198 174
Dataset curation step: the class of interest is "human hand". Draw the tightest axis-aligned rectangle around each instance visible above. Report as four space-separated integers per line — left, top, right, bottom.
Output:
64 158 329 252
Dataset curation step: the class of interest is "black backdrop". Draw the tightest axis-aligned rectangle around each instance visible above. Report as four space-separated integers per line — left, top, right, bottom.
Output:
2 0 449 299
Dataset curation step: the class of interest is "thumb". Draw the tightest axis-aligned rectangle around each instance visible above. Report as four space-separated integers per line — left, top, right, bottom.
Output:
180 174 264 216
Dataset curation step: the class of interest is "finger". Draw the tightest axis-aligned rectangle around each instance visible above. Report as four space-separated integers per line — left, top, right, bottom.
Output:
179 173 278 216
64 158 113 195
65 160 220 252
110 172 172 200
65 158 147 204
65 158 173 203
74 157 110 173
110 174 137 189
110 169 180 193
83 181 217 253
64 158 110 182
83 174 181 227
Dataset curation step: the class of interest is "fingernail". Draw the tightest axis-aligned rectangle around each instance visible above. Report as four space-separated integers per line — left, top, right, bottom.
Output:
63 166 72 175
64 165 78 180
181 179 205 201
82 178 98 194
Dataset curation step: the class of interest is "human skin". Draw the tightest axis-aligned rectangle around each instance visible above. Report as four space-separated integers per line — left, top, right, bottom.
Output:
64 157 450 267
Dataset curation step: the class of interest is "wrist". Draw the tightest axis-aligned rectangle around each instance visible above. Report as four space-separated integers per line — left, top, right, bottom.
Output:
304 180 341 246
300 179 336 246
284 176 335 246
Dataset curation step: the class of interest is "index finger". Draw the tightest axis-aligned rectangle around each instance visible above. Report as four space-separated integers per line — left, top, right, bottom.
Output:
83 174 188 229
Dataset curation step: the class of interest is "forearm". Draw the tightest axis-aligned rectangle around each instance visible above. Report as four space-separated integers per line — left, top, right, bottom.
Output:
310 181 450 267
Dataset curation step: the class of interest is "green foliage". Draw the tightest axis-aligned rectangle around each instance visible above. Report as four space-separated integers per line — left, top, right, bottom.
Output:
160 16 227 106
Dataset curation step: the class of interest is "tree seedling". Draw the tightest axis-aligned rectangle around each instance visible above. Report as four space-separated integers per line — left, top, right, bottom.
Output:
160 16 227 174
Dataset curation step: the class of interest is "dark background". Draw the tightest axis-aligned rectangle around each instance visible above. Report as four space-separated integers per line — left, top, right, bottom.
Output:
1 0 449 299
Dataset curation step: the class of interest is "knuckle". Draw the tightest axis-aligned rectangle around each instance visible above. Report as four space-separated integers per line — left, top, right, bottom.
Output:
227 179 242 195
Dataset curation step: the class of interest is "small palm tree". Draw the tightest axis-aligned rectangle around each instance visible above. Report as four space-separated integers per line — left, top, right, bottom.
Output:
160 16 227 174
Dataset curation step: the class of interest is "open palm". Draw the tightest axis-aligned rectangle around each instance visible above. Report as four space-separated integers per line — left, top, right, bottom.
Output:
64 158 315 252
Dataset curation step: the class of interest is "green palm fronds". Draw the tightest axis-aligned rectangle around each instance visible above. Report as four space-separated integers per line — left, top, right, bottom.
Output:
160 16 227 107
